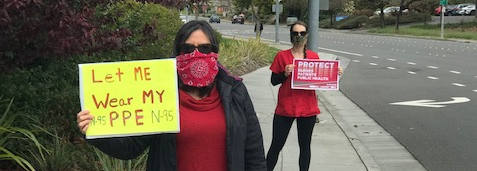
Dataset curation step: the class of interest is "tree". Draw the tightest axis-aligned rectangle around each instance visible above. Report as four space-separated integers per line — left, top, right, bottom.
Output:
138 0 187 7
328 0 347 26
395 0 419 31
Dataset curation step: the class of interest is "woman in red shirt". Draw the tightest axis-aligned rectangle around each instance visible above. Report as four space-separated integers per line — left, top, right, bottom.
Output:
266 21 322 171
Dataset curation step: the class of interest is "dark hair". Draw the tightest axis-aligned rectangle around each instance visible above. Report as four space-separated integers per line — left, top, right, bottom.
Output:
173 20 219 56
289 21 309 58
173 20 219 97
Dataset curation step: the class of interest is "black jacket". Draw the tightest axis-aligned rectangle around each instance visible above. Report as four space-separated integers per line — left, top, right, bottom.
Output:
88 68 267 171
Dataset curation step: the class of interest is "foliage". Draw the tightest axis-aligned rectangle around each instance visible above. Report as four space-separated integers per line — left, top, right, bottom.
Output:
0 98 48 171
219 38 279 75
0 0 182 72
94 0 183 59
368 22 477 40
94 148 148 171
366 12 430 27
21 135 97 171
354 9 376 17
0 0 110 71
137 0 186 8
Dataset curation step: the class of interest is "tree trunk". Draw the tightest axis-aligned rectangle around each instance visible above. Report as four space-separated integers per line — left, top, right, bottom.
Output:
380 7 385 28
395 0 405 31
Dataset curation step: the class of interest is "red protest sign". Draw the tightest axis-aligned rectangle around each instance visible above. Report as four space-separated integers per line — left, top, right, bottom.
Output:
291 59 339 90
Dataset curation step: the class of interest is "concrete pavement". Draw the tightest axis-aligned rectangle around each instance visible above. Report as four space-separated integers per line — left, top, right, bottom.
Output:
241 43 427 171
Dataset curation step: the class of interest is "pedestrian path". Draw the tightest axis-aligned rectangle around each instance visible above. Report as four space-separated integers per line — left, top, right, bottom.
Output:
240 43 427 171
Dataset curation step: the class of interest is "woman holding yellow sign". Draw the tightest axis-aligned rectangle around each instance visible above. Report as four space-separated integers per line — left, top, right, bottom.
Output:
76 20 267 171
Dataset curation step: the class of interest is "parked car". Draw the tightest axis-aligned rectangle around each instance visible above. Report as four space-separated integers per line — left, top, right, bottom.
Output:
231 15 244 24
457 4 476 15
286 16 298 25
434 6 442 15
209 14 220 23
179 15 188 23
444 5 457 15
450 3 473 15
375 7 408 16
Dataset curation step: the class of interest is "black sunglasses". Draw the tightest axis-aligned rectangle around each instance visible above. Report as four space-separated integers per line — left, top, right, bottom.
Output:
179 43 218 54
291 31 308 36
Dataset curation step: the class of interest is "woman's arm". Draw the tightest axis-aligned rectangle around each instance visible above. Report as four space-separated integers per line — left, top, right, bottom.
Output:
239 84 267 171
271 72 287 86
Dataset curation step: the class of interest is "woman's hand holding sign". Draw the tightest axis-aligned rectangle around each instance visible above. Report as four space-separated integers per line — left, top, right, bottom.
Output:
284 64 294 77
77 110 93 134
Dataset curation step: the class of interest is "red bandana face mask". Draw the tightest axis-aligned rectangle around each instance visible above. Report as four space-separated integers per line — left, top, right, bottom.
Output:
176 50 219 87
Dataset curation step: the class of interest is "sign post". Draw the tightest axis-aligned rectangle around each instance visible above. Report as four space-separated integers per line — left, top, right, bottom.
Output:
440 0 447 39
78 59 180 139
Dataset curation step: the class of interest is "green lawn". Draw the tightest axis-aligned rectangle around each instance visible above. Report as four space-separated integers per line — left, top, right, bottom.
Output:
368 22 477 40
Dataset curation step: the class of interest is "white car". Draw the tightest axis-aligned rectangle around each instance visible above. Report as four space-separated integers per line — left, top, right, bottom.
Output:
179 15 189 23
375 7 409 16
457 5 476 15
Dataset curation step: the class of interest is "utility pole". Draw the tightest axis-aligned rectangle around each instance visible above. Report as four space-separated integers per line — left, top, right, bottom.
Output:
275 0 280 43
440 5 445 39
308 0 320 52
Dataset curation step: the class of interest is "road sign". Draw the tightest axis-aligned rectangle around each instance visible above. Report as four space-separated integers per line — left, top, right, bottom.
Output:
440 0 448 5
272 4 283 13
390 97 470 108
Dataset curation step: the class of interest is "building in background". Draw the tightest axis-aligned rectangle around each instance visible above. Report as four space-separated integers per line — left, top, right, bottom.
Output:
211 0 231 17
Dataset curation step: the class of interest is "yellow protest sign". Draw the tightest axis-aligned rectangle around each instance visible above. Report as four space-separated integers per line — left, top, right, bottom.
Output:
78 59 179 139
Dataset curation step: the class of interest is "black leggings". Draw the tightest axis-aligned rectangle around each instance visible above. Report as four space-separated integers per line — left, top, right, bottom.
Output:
266 114 317 171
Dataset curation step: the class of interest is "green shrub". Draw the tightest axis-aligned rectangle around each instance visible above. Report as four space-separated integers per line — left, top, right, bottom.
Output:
319 19 333 28
219 38 279 75
94 0 183 59
354 9 375 17
0 98 48 171
366 12 431 28
94 148 147 171
335 15 369 29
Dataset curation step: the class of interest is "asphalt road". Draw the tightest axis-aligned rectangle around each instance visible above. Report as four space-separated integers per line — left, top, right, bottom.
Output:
211 21 477 171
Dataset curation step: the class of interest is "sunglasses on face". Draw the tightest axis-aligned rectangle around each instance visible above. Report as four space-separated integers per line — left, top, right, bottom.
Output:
179 43 218 54
291 31 308 36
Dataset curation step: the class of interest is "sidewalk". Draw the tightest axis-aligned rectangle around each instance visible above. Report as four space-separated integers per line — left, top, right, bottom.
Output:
241 43 427 171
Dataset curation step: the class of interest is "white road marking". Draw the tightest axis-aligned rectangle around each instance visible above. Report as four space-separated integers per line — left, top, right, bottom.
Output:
318 47 363 57
427 66 439 69
352 60 360 62
387 67 396 70
371 56 380 59
452 83 466 87
408 71 416 74
387 58 396 61
473 90 477 92
369 63 378 66
390 97 470 108
427 76 439 80
407 62 416 65
449 71 461 74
